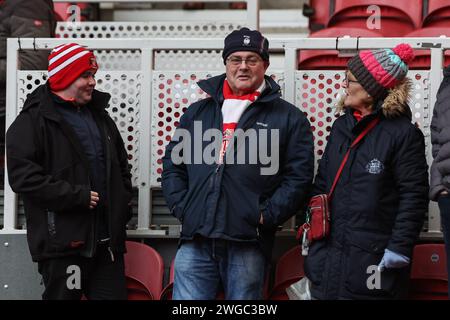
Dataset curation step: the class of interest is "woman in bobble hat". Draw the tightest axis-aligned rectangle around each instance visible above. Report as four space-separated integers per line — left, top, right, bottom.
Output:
303 44 429 299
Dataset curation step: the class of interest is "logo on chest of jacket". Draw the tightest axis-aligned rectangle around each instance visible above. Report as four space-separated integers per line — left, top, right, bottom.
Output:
256 122 268 127
365 158 384 174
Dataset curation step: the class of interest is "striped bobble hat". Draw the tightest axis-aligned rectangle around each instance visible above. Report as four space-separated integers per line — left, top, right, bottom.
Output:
48 43 98 91
347 43 414 100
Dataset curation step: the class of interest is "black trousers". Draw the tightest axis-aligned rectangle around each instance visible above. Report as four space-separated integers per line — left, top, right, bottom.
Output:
37 243 127 300
438 195 450 298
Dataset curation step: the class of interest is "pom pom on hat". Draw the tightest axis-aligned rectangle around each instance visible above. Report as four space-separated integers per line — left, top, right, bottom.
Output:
393 43 414 64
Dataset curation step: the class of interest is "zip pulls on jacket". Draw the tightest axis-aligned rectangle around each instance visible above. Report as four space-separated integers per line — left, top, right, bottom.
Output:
107 246 115 262
86 173 98 258
100 122 113 259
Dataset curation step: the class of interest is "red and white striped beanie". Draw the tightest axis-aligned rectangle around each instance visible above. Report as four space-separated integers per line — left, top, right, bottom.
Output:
48 43 98 91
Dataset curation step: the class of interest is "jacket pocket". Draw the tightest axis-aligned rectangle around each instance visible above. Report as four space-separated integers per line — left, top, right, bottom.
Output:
46 210 91 252
304 239 328 287
240 192 261 228
47 211 56 237
442 175 450 189
345 230 397 297
172 194 189 222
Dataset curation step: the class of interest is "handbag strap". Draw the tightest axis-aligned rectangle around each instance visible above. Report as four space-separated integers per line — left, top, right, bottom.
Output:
328 117 380 199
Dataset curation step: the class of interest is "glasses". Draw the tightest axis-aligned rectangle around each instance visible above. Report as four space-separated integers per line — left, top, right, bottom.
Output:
226 56 263 67
343 72 359 86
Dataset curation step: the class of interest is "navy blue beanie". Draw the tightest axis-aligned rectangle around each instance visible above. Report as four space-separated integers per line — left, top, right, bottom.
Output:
222 27 270 64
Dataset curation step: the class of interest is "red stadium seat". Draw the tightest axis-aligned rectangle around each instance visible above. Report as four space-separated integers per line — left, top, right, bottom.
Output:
269 246 304 300
159 259 175 300
54 2 97 22
126 277 154 300
423 0 450 27
304 0 334 32
298 27 384 70
409 244 448 300
124 241 164 300
404 28 450 69
327 0 422 36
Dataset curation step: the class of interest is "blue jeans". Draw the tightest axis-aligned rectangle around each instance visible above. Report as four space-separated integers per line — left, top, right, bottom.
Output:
438 194 450 297
173 237 266 300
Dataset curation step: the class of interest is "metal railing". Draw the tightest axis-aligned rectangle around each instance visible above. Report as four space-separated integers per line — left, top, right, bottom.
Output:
1 36 447 238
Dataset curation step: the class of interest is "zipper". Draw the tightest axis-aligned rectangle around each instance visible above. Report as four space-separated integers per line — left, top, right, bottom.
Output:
47 211 56 236
86 174 98 258
102 123 113 248
323 210 326 237
320 194 327 238
107 246 115 262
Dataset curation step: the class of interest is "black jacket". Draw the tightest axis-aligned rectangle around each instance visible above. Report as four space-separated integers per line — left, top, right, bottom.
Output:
430 65 450 200
304 79 429 299
162 74 314 257
6 83 133 262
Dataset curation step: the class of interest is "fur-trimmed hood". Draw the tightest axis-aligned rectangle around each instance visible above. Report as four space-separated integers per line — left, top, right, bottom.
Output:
336 78 413 119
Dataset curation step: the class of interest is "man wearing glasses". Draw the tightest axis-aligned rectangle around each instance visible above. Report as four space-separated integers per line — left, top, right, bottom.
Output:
162 28 314 299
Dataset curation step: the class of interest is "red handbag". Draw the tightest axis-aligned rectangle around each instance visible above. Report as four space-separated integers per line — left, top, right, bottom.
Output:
297 117 380 256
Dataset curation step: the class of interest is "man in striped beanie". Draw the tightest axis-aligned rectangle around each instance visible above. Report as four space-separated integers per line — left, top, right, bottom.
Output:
48 43 98 103
6 43 133 300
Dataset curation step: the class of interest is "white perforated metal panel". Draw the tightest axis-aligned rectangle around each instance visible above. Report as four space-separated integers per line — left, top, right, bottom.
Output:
93 50 141 71
16 71 141 187
296 70 432 169
150 72 212 186
296 71 342 168
56 22 243 39
17 71 48 110
409 71 431 131
155 50 223 71
409 70 432 163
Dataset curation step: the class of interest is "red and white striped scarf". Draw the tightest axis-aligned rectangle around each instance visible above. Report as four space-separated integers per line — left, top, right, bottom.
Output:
219 78 265 163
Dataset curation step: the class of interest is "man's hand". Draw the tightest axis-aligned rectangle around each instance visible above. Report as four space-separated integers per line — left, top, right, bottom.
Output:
440 190 449 196
89 191 99 209
259 213 264 225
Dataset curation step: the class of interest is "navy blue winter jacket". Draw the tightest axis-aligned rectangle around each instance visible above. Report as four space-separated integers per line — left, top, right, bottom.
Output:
304 79 429 299
162 74 314 256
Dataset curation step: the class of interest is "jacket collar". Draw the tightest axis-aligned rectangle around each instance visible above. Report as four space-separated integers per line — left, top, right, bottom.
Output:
344 107 381 136
197 73 282 106
444 64 450 78
22 83 111 122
